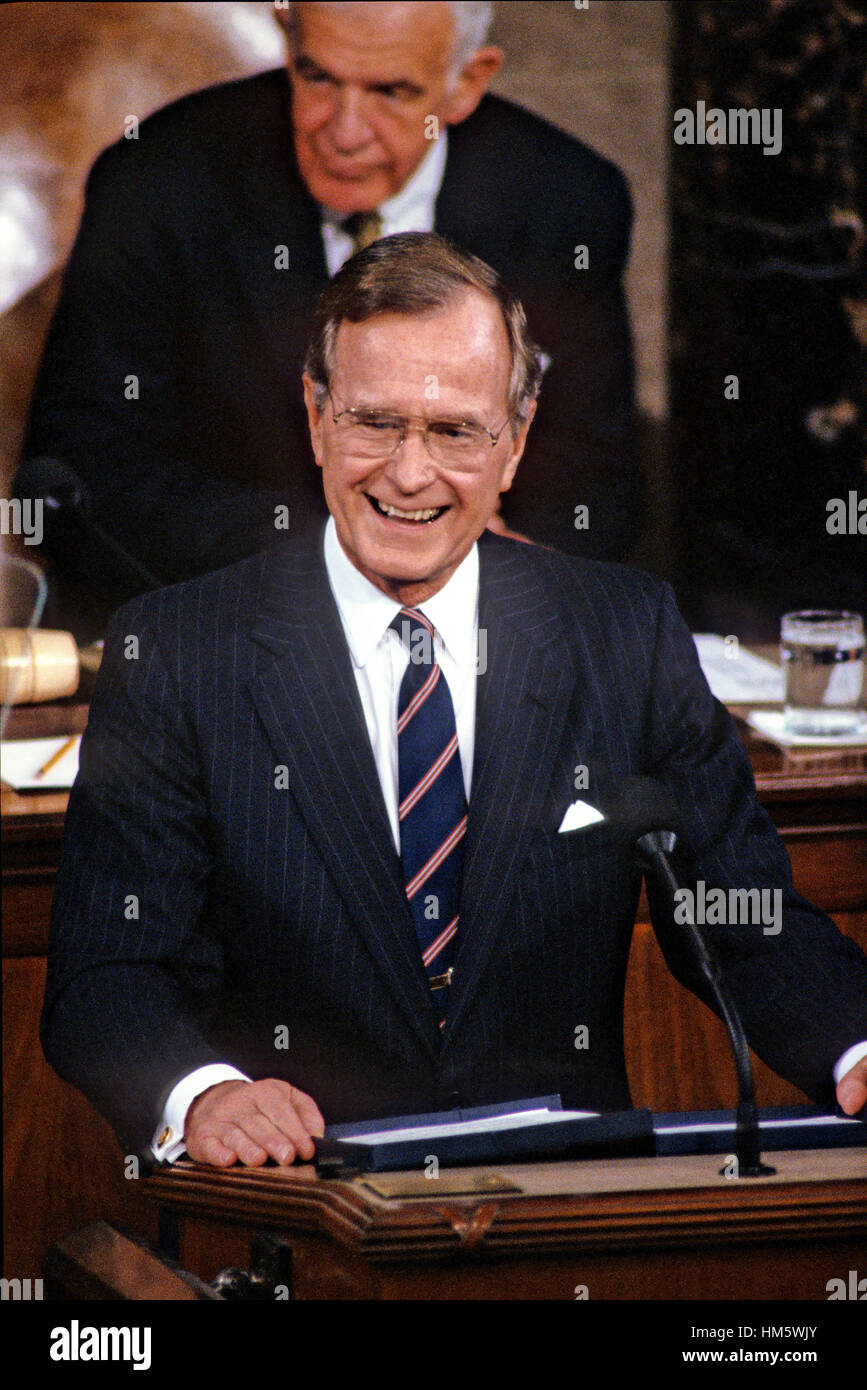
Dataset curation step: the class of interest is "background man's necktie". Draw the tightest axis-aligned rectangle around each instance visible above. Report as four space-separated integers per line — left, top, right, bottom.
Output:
391 608 467 1028
344 209 384 254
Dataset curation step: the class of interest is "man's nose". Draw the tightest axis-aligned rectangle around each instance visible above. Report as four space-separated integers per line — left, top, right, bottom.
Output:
328 88 373 152
385 428 438 492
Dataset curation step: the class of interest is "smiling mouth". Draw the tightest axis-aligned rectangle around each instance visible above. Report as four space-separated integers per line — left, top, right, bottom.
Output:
367 495 449 524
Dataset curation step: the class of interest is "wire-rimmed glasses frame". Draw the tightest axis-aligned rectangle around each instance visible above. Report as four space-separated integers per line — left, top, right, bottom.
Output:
324 390 513 471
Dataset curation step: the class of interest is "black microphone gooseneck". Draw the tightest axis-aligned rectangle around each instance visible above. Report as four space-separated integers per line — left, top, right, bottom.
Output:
609 777 776 1178
14 457 161 591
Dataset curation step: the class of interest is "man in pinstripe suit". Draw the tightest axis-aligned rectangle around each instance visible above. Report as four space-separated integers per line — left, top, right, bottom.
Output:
41 234 867 1168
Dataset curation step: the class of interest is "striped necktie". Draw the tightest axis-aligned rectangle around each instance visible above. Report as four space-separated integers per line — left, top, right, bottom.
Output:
391 608 467 1027
344 209 383 254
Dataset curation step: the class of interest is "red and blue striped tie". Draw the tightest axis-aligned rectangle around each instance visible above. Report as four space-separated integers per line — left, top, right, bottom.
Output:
391 608 467 1028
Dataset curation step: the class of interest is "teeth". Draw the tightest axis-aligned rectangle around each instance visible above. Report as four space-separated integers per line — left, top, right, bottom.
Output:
375 499 444 522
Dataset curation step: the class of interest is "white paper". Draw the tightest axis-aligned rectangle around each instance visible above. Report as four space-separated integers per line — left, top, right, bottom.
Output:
693 634 785 704
0 736 81 791
558 799 605 833
747 709 867 749
655 1114 861 1136
340 1107 599 1146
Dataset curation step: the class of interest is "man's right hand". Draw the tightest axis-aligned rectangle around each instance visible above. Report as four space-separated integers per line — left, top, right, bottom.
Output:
183 1078 325 1167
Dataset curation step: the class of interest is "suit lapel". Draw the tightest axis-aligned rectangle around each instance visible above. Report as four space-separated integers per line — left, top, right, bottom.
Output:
443 538 578 1045
246 538 440 1058
221 68 329 404
435 97 525 274
222 70 329 283
242 534 579 1061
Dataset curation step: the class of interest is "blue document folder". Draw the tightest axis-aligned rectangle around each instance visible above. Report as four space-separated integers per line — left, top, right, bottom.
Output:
652 1106 867 1156
316 1099 865 1174
317 1096 654 1172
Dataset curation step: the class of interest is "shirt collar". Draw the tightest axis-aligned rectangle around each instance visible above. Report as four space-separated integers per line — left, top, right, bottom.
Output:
320 130 448 233
323 516 479 669
378 128 447 227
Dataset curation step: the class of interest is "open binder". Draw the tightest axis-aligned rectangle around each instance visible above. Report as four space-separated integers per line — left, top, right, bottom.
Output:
315 1097 866 1174
316 1096 654 1172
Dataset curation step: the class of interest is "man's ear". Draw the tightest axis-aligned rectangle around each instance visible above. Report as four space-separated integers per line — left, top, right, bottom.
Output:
441 46 504 126
499 400 536 493
302 372 325 467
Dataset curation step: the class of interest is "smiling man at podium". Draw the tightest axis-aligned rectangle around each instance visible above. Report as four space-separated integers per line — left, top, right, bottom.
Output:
40 234 867 1169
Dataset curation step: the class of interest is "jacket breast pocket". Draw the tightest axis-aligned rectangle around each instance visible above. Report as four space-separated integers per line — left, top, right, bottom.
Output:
512 824 622 952
520 823 618 898
534 820 612 863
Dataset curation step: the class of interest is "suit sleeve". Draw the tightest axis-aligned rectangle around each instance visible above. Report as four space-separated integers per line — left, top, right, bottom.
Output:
40 594 229 1154
641 583 867 1105
21 142 285 589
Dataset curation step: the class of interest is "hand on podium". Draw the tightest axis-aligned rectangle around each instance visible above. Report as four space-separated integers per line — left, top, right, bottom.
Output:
836 1058 867 1117
184 1078 325 1167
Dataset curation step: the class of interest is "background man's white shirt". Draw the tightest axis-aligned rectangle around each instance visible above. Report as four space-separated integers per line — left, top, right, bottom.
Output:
320 131 447 275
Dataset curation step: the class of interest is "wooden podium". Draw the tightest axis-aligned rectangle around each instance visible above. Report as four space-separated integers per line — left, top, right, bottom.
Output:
4 684 867 1287
143 1147 867 1300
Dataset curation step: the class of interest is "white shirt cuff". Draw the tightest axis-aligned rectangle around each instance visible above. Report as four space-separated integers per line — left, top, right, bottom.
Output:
833 1041 867 1088
151 1064 252 1163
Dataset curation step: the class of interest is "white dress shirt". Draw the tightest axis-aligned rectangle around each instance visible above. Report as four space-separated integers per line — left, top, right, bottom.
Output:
322 515 478 846
320 130 447 275
150 520 867 1160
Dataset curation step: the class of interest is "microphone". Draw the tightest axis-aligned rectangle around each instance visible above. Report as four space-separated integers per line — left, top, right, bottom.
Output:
14 457 161 592
605 776 776 1177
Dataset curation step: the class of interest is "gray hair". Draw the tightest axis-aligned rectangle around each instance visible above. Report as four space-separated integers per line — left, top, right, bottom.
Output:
277 2 494 78
305 231 542 431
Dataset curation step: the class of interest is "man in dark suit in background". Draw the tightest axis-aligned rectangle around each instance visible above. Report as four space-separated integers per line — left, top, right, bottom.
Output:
18 1 638 632
41 233 867 1168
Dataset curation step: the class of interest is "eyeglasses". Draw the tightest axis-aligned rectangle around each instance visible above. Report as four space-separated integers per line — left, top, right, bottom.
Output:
325 392 512 471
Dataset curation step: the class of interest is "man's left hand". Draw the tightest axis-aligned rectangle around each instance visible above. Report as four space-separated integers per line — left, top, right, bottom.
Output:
836 1057 867 1116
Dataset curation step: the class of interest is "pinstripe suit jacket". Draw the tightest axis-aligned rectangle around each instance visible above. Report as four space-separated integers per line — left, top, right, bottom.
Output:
41 532 867 1153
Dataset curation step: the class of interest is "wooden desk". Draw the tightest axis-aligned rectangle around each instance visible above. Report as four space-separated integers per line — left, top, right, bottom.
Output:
4 694 867 1283
144 1147 867 1300
3 698 160 1279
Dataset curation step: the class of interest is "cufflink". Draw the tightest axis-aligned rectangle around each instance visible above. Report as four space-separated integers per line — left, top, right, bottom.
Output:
156 1126 173 1149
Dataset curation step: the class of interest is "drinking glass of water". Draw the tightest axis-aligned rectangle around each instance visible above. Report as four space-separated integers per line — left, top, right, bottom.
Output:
780 610 865 737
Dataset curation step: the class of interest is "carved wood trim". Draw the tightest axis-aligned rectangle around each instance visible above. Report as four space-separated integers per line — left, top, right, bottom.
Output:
144 1153 867 1263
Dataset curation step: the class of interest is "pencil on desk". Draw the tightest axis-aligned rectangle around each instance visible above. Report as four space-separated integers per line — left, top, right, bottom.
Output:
34 735 77 781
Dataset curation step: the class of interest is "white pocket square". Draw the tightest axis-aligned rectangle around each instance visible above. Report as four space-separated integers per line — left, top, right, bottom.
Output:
558 799 606 833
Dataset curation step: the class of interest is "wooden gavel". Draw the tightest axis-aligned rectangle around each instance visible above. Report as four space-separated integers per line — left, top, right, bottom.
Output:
0 629 103 705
